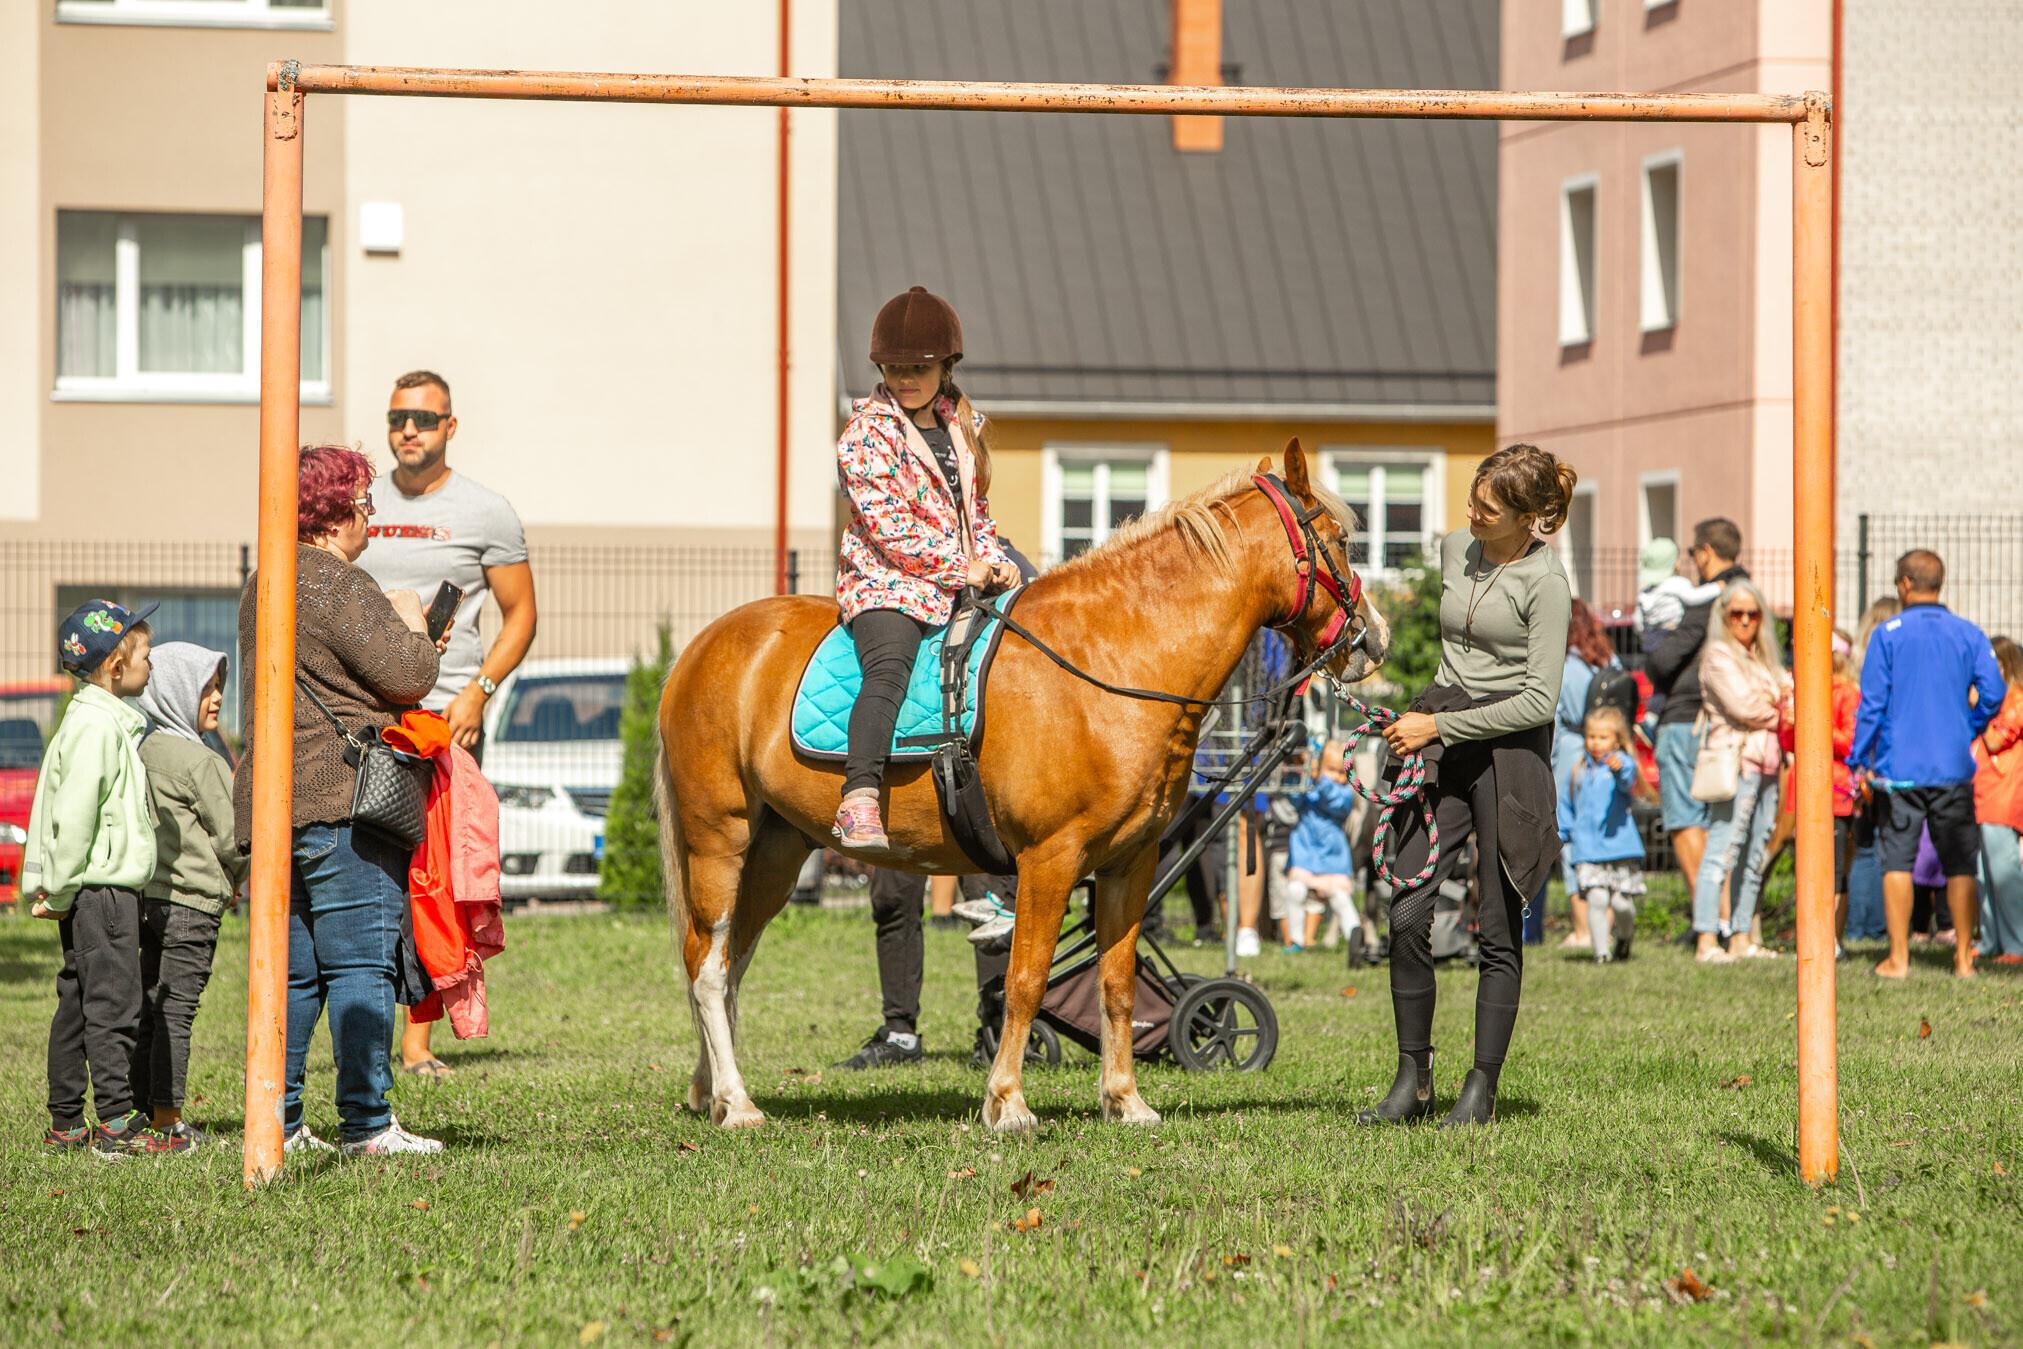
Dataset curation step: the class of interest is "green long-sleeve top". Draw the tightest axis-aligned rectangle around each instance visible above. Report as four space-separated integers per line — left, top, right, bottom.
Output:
140 731 247 915
1430 529 1573 744
21 683 158 911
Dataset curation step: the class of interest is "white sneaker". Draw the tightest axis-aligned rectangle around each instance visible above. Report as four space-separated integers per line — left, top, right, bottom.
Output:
283 1124 336 1154
1234 928 1261 958
339 1115 444 1157
951 897 1000 925
967 913 1015 951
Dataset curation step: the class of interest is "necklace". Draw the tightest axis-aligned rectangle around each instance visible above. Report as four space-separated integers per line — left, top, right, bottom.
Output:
1462 546 1517 652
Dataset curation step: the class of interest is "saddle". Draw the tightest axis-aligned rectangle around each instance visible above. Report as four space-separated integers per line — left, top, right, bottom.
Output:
791 588 1024 873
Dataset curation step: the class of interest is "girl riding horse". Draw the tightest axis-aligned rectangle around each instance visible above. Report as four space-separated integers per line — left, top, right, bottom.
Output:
832 286 1021 851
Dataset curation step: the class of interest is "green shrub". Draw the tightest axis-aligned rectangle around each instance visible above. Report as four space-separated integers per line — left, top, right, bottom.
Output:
1366 551 1442 712
598 622 675 907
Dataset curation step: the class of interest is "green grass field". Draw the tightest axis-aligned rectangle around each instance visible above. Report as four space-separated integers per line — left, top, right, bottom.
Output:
0 897 2016 1346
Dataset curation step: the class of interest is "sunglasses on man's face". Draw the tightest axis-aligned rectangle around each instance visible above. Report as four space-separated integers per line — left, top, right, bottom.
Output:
386 409 447 431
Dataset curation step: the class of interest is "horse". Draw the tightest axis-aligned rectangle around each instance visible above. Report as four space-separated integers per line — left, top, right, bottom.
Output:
654 439 1390 1133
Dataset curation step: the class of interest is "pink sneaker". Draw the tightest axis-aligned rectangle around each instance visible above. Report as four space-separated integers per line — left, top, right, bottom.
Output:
831 792 889 850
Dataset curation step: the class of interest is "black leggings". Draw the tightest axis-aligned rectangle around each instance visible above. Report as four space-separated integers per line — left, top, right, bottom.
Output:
1382 744 1528 1072
844 609 927 795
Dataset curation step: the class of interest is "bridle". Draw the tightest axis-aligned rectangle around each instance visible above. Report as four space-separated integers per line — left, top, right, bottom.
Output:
1250 473 1366 693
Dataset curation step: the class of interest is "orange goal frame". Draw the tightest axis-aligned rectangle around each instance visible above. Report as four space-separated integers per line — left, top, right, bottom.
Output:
248 62 1838 1187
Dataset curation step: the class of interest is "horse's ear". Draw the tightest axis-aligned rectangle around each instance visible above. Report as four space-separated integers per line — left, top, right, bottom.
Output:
1255 455 1273 474
1282 438 1312 498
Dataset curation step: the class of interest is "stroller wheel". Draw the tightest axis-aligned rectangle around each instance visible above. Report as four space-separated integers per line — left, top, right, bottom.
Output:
1162 971 1207 999
1168 977 1279 1072
976 1020 1064 1069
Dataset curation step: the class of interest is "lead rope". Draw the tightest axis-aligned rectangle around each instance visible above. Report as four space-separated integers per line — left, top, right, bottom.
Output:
1335 694 1441 894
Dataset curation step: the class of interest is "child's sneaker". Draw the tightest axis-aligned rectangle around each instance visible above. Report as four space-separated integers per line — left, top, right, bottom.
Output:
830 791 889 850
43 1124 91 1154
165 1120 210 1149
1234 928 1261 958
91 1110 192 1160
340 1116 444 1157
283 1124 337 1154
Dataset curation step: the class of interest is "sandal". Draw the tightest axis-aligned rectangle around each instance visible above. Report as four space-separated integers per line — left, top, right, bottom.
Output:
1695 947 1737 965
403 1058 454 1079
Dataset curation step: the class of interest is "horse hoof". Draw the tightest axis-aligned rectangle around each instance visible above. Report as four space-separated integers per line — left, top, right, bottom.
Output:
687 1079 711 1114
1103 1096 1162 1127
984 1098 1039 1136
712 1099 766 1129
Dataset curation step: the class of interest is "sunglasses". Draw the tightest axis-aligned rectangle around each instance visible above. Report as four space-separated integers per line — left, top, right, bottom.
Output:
386 409 447 431
1726 607 1762 620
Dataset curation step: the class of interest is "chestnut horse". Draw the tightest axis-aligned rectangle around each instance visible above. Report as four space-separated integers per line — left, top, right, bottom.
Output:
654 441 1389 1133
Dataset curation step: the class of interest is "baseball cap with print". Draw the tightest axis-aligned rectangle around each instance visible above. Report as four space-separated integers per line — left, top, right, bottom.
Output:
58 599 159 676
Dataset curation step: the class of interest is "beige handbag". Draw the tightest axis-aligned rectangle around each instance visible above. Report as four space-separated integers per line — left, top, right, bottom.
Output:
1689 709 1744 804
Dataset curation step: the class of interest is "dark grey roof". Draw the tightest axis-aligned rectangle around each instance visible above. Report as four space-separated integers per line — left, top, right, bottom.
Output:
837 0 1498 413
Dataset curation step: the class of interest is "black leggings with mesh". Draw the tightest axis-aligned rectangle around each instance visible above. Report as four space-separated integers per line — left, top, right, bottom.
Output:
1381 741 1532 1073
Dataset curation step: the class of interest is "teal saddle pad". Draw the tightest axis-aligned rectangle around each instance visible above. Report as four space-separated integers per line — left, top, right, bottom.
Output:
791 588 1024 762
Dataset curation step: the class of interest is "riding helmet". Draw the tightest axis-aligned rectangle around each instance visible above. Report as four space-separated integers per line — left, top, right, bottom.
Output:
869 286 963 367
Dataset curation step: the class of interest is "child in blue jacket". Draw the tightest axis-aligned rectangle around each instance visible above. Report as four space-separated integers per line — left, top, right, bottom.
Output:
1284 740 1360 955
1558 707 1647 963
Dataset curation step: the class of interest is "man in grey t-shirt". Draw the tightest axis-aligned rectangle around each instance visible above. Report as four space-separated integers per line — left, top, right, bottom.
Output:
357 369 537 1078
358 370 538 756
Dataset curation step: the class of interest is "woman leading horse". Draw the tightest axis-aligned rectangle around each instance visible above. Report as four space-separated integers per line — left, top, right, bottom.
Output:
655 364 1387 1129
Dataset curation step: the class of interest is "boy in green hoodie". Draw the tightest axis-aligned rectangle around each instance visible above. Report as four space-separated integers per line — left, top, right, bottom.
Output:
132 643 244 1147
25 599 190 1158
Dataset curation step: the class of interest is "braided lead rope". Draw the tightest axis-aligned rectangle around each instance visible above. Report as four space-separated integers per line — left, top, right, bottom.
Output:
1335 697 1441 894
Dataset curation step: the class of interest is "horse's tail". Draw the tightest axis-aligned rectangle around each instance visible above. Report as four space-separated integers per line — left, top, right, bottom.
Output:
653 734 689 990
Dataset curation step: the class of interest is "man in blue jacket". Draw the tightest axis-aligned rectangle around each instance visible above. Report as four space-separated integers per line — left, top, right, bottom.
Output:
1851 550 2006 980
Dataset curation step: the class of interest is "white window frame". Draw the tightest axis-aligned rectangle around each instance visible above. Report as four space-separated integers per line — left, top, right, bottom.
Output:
1645 0 1679 10
1562 0 1597 40
1322 448 1446 582
1040 444 1170 564
56 0 332 31
1637 469 1682 550
1559 174 1599 348
1640 150 1683 332
53 213 331 405
1559 481 1601 601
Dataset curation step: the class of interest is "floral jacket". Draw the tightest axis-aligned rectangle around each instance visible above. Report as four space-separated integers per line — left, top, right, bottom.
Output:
835 387 1010 626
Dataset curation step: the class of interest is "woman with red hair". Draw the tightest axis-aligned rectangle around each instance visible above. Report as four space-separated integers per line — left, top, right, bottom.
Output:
1553 600 1625 946
232 445 446 1155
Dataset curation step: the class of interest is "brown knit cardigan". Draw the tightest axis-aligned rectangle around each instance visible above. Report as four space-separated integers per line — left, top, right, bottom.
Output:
233 544 442 841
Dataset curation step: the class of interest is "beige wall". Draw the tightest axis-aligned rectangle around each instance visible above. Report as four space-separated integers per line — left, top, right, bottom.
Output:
0 5 38 523
337 1 839 539
1497 0 1827 582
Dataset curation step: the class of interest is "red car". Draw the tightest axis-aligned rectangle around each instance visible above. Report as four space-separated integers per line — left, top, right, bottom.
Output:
0 679 69 907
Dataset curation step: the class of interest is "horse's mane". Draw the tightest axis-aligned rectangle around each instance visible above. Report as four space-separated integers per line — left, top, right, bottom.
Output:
1053 467 1359 575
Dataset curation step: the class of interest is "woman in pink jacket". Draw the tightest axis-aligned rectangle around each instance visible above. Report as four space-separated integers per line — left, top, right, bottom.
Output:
831 287 1019 849
1692 579 1793 962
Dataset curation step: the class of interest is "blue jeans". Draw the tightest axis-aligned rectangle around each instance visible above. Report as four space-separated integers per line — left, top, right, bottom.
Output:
1694 770 1779 936
1979 823 2023 957
1657 722 1712 834
286 823 407 1141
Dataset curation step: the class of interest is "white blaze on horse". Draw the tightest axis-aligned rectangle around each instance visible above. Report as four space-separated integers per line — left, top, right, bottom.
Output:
654 440 1388 1132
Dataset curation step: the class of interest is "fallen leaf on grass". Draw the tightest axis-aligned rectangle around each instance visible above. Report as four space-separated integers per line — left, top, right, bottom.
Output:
1340 986 1358 998
1008 1207 1043 1233
1223 1253 1252 1267
1273 1245 1294 1259
1890 1139 1914 1149
652 1330 678 1343
1664 1268 1714 1304
412 1199 431 1211
1325 1274 1338 1291
678 1141 701 1154
1125 1167 1144 1178
578 1321 606 1344
1966 1290 1990 1308
569 1211 587 1230
948 1167 977 1180
1009 1170 1055 1200
1722 1075 1753 1090
47 1190 63 1198
1996 1162 2009 1177
958 1258 981 1278
1919 1018 1933 1039
647 1063 662 1073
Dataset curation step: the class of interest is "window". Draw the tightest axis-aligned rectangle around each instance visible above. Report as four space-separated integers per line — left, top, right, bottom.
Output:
57 0 330 29
1041 447 1168 562
1324 452 1444 573
1559 177 1598 346
1640 472 1680 549
1641 153 1682 331
56 211 329 401
1562 0 1597 39
1562 484 1599 601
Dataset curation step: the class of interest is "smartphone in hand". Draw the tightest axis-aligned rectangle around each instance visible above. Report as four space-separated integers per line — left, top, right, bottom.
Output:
424 581 464 643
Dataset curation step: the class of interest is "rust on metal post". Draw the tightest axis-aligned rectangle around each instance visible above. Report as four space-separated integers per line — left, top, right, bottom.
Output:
1791 94 1840 1188
266 67 1809 124
245 78 306 1188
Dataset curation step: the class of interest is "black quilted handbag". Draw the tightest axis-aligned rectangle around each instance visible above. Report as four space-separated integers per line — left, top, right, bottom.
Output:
295 677 432 847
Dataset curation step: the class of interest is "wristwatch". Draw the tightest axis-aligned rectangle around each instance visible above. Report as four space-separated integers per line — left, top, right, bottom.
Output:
475 675 497 698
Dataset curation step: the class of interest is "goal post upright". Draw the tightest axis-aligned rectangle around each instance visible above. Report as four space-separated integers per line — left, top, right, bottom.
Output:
246 60 1837 1186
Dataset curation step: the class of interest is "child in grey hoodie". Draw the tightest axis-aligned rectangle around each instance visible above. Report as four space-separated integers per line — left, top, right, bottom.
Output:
133 642 246 1147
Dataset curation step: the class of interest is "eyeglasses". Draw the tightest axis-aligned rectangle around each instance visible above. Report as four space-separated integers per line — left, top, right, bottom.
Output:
1726 607 1762 621
352 495 376 516
386 409 447 431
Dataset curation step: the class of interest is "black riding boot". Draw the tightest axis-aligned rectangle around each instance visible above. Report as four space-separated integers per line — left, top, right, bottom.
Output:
1357 1050 1434 1125
1439 1067 1498 1128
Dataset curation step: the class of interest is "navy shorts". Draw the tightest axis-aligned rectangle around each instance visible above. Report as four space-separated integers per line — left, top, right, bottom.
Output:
1877 783 1980 878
